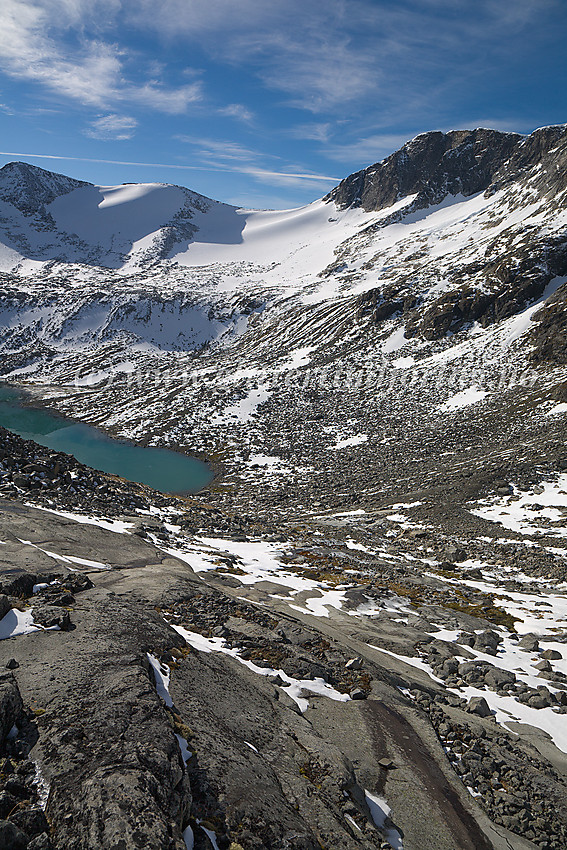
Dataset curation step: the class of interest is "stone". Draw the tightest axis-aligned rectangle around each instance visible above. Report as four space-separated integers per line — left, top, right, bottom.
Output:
27 834 52 850
444 546 468 562
473 630 501 655
467 697 492 718
4 778 33 799
345 657 362 670
0 571 38 598
31 605 72 631
0 674 24 745
484 668 515 688
378 758 395 769
518 634 540 652
440 658 459 677
349 688 367 700
11 807 50 839
456 632 476 647
0 791 19 818
527 689 553 709
541 648 562 660
0 595 11 620
5 660 19 670
0 820 29 850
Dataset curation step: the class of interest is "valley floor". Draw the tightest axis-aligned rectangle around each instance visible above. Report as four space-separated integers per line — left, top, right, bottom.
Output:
1 394 567 850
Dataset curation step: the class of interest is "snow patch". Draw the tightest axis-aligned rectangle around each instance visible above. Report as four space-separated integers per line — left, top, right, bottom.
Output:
438 387 488 412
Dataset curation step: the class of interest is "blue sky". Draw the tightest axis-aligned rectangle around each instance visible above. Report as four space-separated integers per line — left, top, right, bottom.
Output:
0 0 566 209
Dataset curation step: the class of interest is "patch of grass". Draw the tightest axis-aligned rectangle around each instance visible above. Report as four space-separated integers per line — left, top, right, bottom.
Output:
434 567 460 579
213 564 247 576
381 581 422 606
281 548 368 588
335 670 373 695
172 715 194 741
299 760 324 788
245 644 290 668
444 600 518 630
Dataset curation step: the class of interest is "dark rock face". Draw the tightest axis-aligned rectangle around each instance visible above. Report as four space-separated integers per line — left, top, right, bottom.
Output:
530 282 567 364
0 162 90 215
325 129 522 213
326 125 567 342
0 820 30 850
28 600 191 850
489 124 567 197
0 673 24 745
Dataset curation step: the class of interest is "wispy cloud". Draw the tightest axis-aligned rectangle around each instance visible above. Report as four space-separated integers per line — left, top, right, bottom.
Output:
177 137 267 163
175 135 339 188
0 0 203 114
130 0 555 114
218 103 254 123
0 150 339 183
287 123 333 143
0 0 558 123
85 113 138 140
322 133 416 164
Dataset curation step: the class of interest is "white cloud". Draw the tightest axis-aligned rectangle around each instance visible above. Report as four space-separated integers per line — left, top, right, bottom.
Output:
176 136 266 162
218 103 254 122
85 113 138 140
322 133 416 164
0 149 339 184
0 0 203 113
129 0 552 114
287 123 332 143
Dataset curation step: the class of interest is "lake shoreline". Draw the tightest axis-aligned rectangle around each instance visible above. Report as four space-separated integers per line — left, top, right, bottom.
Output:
0 381 215 496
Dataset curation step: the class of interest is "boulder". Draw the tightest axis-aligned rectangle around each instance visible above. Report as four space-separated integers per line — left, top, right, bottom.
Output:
484 668 515 689
10 807 49 839
541 648 562 660
467 697 492 717
350 688 367 700
0 595 11 620
0 673 24 745
31 605 72 631
518 634 540 652
0 820 29 850
527 688 554 709
474 630 501 655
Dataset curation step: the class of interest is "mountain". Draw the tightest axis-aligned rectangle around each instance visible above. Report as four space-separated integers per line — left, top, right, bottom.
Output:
1 128 567 850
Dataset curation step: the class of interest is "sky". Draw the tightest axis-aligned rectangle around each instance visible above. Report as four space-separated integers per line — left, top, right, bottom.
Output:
0 0 566 209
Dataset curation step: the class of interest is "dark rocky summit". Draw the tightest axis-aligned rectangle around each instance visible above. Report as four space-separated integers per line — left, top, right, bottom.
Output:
325 129 523 213
0 162 90 216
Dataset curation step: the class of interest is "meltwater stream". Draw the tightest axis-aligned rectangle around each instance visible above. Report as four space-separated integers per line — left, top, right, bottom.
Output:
0 386 213 494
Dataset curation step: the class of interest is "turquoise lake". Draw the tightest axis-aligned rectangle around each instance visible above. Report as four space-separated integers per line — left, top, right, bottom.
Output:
0 385 213 494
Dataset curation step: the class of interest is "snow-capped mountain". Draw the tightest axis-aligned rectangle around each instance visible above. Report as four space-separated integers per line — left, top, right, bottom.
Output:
0 125 566 455
1 125 566 356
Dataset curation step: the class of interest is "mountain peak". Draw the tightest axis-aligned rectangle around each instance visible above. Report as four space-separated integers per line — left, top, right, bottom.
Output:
0 160 91 214
325 127 525 213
